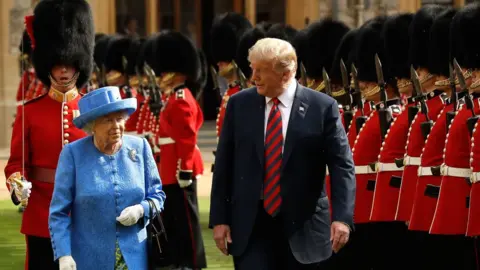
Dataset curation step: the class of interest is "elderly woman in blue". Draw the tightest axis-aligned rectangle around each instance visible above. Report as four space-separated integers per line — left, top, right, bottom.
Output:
49 86 166 270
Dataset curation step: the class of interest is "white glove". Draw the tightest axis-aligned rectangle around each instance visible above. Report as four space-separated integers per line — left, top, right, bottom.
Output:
10 179 32 206
59 255 76 270
116 204 144 226
178 179 193 188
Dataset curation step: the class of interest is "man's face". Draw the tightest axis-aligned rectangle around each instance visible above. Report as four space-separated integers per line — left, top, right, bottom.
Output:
251 60 285 97
51 64 76 84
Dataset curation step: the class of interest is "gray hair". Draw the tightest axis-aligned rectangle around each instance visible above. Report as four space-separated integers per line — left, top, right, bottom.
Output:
81 111 130 135
248 38 297 75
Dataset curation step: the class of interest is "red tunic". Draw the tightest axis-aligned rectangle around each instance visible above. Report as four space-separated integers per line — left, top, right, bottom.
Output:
347 101 374 148
118 86 140 133
136 96 150 135
216 84 241 138
4 88 86 238
408 102 454 231
396 93 446 221
157 87 204 186
352 100 401 223
370 100 416 221
430 98 480 235
467 112 480 236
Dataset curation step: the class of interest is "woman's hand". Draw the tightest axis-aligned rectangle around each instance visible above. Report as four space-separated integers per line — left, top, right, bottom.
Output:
59 256 76 270
116 204 144 226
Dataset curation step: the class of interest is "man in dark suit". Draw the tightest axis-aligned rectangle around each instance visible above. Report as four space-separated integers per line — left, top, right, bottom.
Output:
209 37 356 269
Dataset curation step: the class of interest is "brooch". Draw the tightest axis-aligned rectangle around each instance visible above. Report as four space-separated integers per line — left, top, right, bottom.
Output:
129 149 138 162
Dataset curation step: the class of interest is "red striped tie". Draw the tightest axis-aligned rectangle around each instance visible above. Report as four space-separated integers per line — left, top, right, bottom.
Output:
264 97 283 216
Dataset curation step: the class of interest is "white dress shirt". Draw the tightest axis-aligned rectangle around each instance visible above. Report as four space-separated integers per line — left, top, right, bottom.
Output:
264 80 297 150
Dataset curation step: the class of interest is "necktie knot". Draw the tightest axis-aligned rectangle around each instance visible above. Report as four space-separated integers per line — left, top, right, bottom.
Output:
272 97 280 106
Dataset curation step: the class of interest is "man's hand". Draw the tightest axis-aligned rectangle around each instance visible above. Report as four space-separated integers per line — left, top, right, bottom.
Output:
330 221 350 253
213 224 232 255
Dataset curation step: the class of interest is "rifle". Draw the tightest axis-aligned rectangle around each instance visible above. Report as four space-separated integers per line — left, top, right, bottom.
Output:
340 59 354 133
351 63 367 134
100 64 107 88
210 65 222 112
135 66 147 98
121 56 132 98
453 58 478 136
144 63 163 116
446 64 458 133
374 54 391 141
322 68 332 97
411 66 433 139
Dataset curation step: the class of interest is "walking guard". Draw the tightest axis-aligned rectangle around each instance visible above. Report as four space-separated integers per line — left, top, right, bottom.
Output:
153 30 207 269
4 0 94 268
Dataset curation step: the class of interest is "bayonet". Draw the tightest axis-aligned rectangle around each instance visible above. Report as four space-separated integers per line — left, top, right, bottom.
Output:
454 58 479 135
351 63 368 133
446 64 458 133
322 68 332 96
340 59 354 133
232 60 248 89
411 66 433 138
375 54 390 141
210 65 222 106
300 63 308 86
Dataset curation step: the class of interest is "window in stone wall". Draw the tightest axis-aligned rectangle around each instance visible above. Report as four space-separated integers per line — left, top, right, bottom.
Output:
421 0 454 5
158 0 175 30
115 0 146 37
257 0 285 25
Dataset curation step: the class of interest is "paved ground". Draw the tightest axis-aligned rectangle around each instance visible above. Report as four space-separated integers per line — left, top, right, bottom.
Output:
0 120 218 200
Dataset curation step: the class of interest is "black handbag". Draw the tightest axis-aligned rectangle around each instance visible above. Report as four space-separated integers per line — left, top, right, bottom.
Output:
146 198 172 269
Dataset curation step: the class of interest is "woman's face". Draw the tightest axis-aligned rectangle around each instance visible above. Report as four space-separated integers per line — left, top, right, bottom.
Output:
93 111 126 146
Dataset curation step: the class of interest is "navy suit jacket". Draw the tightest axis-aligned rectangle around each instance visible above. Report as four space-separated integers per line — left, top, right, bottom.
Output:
209 84 356 264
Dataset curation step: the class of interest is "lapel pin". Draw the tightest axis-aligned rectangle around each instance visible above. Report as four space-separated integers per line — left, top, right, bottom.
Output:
129 148 138 162
299 106 305 112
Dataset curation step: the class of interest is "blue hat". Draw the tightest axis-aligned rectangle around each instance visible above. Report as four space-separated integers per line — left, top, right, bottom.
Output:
73 86 137 129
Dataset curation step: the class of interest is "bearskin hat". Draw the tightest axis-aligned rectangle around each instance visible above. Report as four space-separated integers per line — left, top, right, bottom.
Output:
186 48 208 99
236 26 267 79
451 3 480 69
266 23 298 44
125 38 143 76
257 21 273 32
382 13 413 80
30 0 95 88
211 12 252 64
354 16 391 83
154 30 200 83
304 19 350 80
19 30 32 56
427 8 457 76
330 29 358 85
94 35 111 70
292 30 308 73
137 34 158 76
409 5 446 70
105 35 133 74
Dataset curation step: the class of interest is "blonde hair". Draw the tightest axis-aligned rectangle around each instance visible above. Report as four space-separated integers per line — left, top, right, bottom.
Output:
248 38 297 75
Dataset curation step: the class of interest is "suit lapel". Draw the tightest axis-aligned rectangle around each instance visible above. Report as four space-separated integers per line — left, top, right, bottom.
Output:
282 85 309 170
254 93 266 167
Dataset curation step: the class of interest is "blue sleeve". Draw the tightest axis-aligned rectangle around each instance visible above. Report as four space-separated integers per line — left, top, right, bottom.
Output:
49 144 75 260
324 100 356 229
140 138 166 222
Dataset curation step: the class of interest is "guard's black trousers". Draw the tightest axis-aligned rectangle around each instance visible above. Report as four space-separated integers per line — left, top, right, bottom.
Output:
26 235 59 270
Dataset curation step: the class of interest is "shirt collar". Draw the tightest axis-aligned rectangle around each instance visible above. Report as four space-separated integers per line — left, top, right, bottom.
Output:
48 87 79 103
265 79 296 107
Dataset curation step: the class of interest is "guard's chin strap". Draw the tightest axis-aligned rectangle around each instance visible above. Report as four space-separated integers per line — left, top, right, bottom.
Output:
49 72 79 89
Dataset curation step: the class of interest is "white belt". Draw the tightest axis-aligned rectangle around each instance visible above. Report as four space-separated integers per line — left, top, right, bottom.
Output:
158 137 175 145
418 166 434 176
471 172 480 184
377 162 403 172
441 165 471 178
404 156 421 166
355 165 376 174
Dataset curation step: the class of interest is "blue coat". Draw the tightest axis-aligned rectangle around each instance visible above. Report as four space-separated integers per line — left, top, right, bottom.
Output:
49 135 166 270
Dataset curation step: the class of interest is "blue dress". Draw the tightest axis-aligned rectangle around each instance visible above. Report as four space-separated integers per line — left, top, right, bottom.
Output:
49 135 166 270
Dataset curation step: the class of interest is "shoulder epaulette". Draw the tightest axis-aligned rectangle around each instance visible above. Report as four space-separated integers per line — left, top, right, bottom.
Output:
175 88 185 99
23 93 47 105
